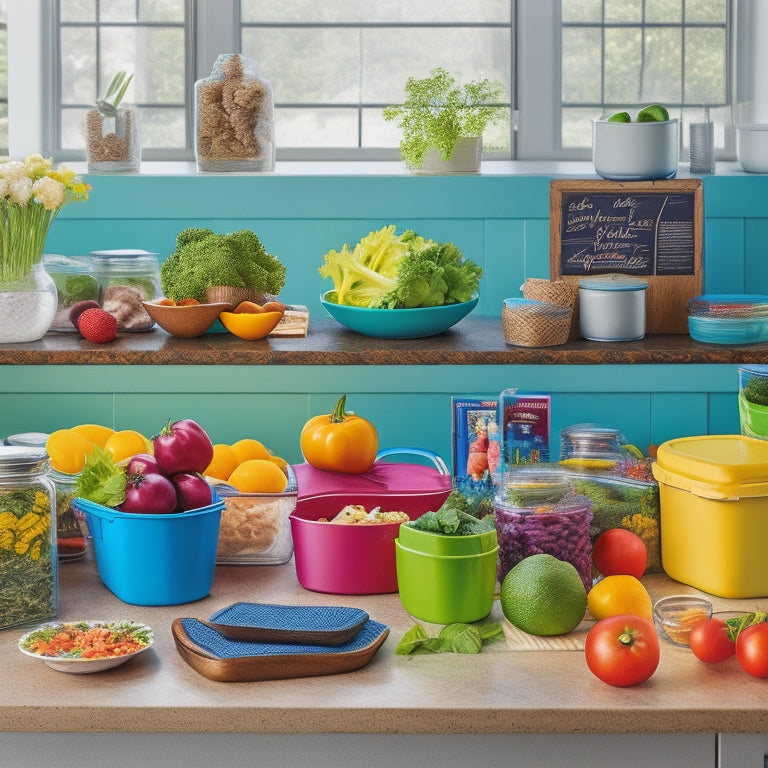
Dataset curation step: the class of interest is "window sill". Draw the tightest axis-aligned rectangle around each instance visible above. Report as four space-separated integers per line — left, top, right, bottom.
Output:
71 160 752 178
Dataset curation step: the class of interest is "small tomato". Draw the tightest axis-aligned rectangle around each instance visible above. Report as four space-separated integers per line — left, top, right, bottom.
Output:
688 617 736 664
584 614 660 687
592 528 647 579
300 394 378 474
736 622 768 678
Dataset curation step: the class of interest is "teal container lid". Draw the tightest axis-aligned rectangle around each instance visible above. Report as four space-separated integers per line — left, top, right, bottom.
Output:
579 274 648 291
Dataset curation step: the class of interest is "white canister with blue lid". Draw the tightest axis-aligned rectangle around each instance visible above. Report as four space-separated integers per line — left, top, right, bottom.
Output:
578 274 648 341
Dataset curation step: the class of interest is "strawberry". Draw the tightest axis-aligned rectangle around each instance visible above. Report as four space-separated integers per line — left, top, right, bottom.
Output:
77 307 117 343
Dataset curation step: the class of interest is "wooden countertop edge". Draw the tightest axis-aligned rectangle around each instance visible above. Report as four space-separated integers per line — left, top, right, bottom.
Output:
2 705 762 735
1 318 767 365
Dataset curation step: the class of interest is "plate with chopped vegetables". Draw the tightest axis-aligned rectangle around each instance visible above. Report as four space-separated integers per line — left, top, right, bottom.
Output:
18 620 154 674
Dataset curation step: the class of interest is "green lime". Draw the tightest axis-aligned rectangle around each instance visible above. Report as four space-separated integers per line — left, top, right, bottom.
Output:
500 553 587 636
607 111 631 123
637 104 670 122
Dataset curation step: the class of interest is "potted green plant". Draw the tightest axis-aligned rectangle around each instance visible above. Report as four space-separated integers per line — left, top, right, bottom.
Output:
383 68 506 174
85 71 140 173
739 368 768 439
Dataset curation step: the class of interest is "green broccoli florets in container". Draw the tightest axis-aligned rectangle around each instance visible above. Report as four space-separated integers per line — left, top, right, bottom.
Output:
160 228 286 303
744 375 768 407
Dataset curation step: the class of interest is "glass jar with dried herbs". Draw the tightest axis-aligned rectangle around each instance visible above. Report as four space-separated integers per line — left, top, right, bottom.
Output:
0 447 57 630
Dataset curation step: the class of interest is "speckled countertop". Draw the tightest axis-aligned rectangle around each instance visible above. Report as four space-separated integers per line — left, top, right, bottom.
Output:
3 555 768 737
1 317 767 366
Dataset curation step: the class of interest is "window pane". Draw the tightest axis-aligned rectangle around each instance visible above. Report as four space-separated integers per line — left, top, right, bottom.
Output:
686 0 727 23
605 0 642 23
242 0 510 24
140 106 185 147
60 28 97 104
61 107 88 149
60 0 95 23
641 27 682 103
562 28 603 104
562 0 603 23
99 0 137 24
139 0 185 23
604 28 643 104
276 107 360 147
646 0 682 23
685 27 727 104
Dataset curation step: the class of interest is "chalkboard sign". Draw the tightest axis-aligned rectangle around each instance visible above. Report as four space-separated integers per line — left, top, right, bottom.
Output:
550 179 703 334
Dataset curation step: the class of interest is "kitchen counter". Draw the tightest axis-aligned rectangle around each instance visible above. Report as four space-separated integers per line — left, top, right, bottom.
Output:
1 317 768 366
3 554 768 738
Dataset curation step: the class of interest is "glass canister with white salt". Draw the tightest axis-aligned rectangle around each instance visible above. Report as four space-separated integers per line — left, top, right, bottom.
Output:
91 249 162 331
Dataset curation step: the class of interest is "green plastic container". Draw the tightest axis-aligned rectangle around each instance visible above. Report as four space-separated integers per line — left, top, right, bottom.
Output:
397 523 497 556
395 539 498 624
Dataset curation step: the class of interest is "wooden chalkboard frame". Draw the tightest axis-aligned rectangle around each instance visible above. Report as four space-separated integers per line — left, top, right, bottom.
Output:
550 179 703 335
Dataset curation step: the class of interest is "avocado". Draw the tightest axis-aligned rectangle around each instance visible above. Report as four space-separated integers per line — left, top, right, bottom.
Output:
637 104 670 122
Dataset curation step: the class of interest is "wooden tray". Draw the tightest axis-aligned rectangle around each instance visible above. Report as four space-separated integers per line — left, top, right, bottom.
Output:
172 617 389 682
204 602 369 645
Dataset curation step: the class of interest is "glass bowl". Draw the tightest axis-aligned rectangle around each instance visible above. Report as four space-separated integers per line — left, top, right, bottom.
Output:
653 594 713 646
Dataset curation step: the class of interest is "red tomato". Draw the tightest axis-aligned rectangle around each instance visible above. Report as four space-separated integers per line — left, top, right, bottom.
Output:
736 622 768 678
584 614 660 687
592 528 648 579
688 617 736 663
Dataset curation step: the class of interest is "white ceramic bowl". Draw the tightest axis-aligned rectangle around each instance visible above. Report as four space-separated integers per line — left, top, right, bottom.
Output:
593 119 679 180
736 125 768 173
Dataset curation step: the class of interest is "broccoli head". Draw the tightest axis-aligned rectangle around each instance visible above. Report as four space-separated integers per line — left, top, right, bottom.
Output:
161 228 286 302
744 375 768 406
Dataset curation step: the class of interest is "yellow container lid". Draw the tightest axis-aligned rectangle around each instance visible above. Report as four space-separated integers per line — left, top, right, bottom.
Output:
653 434 768 500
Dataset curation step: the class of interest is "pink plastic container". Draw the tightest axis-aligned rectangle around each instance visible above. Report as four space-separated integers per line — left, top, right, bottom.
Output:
290 448 452 594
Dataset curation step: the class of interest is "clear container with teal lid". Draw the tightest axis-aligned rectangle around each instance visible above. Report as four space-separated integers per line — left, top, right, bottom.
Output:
91 249 161 331
0 446 58 629
42 253 99 332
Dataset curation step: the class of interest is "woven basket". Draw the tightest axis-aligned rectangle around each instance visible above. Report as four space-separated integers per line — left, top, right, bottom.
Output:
204 286 275 307
521 278 579 339
502 299 572 347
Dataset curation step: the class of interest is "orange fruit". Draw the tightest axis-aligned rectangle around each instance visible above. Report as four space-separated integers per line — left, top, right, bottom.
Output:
268 454 289 475
230 438 272 464
70 423 116 449
204 443 240 481
46 428 98 474
104 429 153 463
587 574 653 623
228 459 289 494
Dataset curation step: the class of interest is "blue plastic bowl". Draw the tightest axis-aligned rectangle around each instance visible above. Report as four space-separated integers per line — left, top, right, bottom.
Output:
320 292 479 339
72 495 225 606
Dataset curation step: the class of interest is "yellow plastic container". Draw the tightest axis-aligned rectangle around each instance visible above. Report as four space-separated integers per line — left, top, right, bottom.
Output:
652 434 768 598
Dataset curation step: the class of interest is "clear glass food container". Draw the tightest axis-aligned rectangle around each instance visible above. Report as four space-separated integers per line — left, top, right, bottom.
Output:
48 468 87 561
559 423 628 473
0 447 58 630
91 249 162 331
42 254 99 332
493 466 593 591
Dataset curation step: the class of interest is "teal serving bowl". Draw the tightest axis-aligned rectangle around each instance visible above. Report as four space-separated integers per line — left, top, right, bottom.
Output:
320 291 479 339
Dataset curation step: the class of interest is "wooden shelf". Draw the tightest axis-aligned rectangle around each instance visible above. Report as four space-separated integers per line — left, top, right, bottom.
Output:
1 317 767 366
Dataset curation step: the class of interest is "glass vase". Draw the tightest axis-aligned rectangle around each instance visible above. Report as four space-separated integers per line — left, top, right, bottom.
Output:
85 105 141 173
0 263 58 343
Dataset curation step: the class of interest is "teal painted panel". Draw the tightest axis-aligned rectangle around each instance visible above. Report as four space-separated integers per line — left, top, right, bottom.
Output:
524 219 553 277
703 219 744 293
72 175 554 221
650 393 708 446
484 220 525 309
710 391 742 435
0 394 115 439
702 175 768 218
745 219 768 294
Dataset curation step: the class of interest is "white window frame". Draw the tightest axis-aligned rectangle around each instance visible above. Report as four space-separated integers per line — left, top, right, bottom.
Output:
5 0 755 164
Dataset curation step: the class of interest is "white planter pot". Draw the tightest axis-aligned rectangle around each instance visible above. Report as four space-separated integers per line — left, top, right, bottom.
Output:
411 137 482 175
592 119 679 180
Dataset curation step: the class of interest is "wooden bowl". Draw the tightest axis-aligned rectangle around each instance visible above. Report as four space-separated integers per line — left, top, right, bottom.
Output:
142 301 232 338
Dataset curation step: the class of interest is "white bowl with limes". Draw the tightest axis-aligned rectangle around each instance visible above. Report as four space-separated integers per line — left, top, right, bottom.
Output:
593 112 679 181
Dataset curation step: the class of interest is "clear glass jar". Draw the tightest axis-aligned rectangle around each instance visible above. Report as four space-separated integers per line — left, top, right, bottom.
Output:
493 466 593 591
0 263 59 343
42 253 99 332
0 447 58 630
559 423 628 472
91 249 162 331
195 53 275 172
85 104 141 174
48 469 87 561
